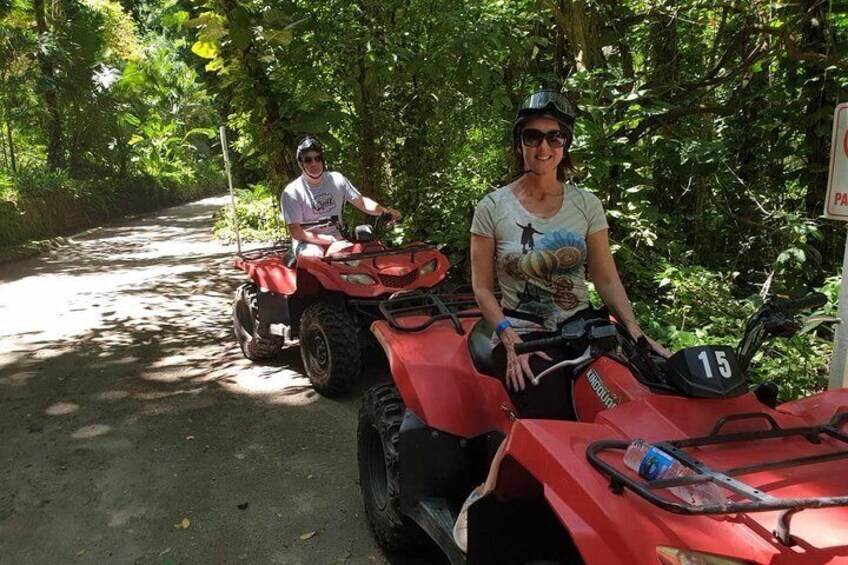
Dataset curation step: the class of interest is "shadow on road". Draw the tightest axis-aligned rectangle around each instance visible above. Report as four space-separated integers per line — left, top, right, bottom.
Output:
0 196 447 565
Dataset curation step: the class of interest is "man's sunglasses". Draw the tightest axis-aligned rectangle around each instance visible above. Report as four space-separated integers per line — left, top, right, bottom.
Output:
520 128 569 148
301 155 324 164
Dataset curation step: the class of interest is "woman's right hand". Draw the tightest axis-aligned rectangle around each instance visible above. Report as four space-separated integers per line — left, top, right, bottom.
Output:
500 327 552 391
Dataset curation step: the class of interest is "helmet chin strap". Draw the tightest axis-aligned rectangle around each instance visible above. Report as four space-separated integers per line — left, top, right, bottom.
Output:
301 165 324 181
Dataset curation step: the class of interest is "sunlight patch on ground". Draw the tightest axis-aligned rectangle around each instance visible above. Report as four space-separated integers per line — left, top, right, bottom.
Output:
0 370 37 386
71 424 111 439
135 387 204 401
45 402 79 416
95 390 130 401
219 365 316 404
107 504 152 528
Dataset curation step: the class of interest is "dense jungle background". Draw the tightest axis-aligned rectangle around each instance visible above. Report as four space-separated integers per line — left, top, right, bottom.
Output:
2 0 847 396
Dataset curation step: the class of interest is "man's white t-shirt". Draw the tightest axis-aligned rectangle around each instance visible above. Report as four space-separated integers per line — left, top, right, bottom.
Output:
281 172 362 247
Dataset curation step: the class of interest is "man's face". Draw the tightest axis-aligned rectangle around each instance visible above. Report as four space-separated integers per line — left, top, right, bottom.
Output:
299 151 324 178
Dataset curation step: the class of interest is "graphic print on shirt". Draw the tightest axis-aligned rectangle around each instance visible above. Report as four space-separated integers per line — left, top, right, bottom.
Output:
312 193 336 213
504 230 586 321
516 222 544 253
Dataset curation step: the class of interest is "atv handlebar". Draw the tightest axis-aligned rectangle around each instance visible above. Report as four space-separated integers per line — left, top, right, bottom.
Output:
772 292 827 315
514 335 567 355
512 316 618 358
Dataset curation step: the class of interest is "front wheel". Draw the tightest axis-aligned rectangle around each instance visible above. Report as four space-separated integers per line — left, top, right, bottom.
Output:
298 301 360 397
358 384 427 552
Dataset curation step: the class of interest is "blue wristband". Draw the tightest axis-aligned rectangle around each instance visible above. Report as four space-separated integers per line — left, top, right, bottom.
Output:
495 319 512 336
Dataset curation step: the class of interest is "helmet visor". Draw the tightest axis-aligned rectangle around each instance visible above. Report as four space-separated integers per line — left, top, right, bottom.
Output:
521 90 573 118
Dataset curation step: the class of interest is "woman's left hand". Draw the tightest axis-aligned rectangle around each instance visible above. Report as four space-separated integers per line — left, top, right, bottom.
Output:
629 328 671 358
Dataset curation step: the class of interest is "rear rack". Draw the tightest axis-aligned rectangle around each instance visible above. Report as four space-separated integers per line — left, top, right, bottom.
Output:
237 244 291 261
321 243 436 263
587 411 848 546
379 292 481 335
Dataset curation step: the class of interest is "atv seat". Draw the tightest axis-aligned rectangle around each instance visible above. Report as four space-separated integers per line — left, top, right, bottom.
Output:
468 318 496 377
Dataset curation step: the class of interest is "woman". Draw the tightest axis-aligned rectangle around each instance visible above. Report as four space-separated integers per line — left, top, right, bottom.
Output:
453 89 668 552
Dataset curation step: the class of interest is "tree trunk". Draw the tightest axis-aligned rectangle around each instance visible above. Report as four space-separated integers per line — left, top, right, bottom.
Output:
797 0 837 280
33 0 63 169
217 0 297 193
647 12 684 225
800 0 835 219
355 57 385 200
6 117 16 174
547 0 606 71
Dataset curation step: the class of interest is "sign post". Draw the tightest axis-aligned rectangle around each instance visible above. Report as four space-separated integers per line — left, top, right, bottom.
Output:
219 126 242 256
825 103 848 389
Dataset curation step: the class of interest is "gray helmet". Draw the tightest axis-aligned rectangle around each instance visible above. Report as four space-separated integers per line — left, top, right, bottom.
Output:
512 89 575 142
296 137 323 161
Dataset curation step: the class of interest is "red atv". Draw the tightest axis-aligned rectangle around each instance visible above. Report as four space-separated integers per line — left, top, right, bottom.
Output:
357 292 848 564
231 215 450 396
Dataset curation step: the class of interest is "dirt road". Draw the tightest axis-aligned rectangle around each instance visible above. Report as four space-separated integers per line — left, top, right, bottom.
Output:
0 196 446 565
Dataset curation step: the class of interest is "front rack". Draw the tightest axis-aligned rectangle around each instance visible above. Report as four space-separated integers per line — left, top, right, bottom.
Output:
321 243 436 264
379 292 481 335
587 411 848 546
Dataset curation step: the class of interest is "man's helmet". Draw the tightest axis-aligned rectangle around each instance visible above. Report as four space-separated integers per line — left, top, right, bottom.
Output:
512 89 575 142
296 137 323 161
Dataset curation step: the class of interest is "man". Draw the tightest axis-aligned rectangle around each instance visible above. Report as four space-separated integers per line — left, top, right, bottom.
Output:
281 137 401 256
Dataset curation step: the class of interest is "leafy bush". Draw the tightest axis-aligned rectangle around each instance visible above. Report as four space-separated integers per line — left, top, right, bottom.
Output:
213 183 286 243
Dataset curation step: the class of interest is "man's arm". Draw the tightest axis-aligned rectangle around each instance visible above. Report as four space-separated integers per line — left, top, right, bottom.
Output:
287 223 336 246
350 195 401 222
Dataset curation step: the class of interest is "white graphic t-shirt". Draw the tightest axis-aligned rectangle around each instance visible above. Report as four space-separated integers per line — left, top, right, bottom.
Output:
470 182 608 333
281 172 362 247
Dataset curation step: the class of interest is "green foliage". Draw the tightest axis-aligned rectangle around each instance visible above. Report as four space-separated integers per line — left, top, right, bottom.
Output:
213 182 286 243
3 0 847 399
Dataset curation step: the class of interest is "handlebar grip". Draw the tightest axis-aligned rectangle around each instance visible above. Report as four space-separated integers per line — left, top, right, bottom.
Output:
513 335 565 355
772 293 827 315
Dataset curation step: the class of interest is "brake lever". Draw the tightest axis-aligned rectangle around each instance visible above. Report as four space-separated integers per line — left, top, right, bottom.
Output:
531 346 592 385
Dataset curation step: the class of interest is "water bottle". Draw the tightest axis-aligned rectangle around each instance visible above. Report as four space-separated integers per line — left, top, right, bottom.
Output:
623 440 726 505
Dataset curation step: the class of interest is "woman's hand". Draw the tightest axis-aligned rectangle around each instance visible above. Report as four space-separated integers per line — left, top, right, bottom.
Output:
627 326 671 358
500 327 552 391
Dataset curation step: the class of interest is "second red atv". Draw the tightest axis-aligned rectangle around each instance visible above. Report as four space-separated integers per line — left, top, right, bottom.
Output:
357 292 848 564
232 215 450 396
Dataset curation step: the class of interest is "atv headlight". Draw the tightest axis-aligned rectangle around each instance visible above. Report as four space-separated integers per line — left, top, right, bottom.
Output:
656 546 754 565
420 259 438 275
341 273 376 285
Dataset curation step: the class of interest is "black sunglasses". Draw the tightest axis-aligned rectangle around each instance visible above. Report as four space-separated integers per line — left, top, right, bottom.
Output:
301 155 324 164
521 128 568 148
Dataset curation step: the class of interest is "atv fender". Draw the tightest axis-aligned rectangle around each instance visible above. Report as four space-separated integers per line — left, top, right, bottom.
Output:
371 319 514 438
777 387 848 425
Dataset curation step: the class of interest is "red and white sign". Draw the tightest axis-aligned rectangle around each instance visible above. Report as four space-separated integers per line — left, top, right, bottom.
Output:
825 103 848 220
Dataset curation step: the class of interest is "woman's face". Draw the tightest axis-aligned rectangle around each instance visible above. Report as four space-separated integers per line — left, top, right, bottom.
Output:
519 117 566 176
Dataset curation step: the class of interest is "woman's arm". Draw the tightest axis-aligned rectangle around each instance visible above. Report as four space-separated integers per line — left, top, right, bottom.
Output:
586 230 670 356
471 234 550 390
470 234 506 327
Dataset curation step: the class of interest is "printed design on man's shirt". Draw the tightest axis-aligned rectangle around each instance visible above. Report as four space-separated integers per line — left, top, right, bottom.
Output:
516 222 544 253
312 193 336 213
504 229 586 322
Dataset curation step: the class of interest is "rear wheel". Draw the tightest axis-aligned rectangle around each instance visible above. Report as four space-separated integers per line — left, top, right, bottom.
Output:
358 384 427 552
233 283 283 360
299 301 359 397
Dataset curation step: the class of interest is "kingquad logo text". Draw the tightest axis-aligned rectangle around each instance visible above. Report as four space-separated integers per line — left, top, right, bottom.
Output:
586 369 618 409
